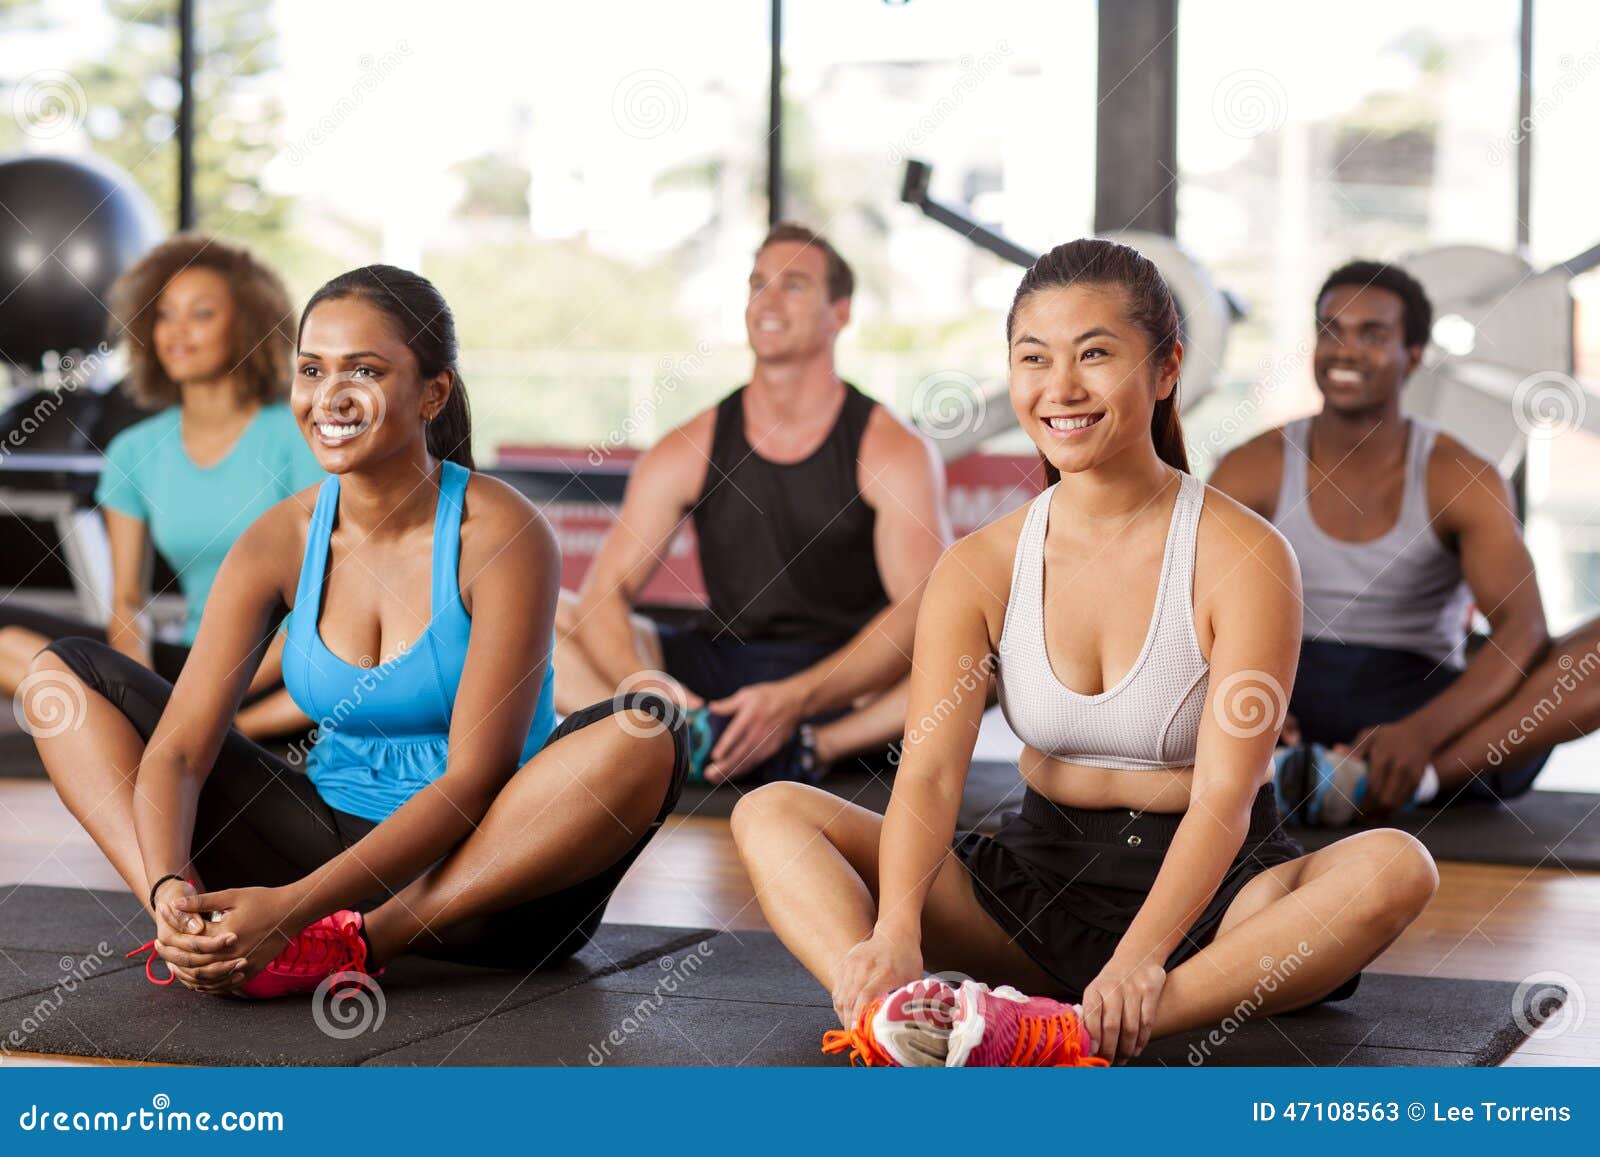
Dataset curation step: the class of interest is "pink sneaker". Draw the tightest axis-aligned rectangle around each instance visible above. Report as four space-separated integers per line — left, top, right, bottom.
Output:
946 980 1108 1067
238 910 375 999
820 977 959 1066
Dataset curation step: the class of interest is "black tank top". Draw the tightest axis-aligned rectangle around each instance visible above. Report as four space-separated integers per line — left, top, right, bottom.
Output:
690 382 890 647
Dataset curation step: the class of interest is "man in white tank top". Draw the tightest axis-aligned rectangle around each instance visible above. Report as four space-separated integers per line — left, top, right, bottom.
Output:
1212 261 1600 823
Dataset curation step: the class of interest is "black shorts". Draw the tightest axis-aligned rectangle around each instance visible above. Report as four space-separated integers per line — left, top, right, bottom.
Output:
954 784 1361 1004
45 636 690 970
1291 639 1549 802
657 623 843 783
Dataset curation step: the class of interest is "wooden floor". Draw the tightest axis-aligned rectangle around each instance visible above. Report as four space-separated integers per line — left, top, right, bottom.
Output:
3 776 1598 1066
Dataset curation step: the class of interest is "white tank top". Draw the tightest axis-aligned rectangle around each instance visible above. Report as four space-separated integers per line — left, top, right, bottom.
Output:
1272 416 1472 669
995 471 1209 771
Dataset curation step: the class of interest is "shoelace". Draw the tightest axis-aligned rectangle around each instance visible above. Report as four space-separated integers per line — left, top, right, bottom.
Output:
820 1000 894 1066
124 940 174 987
1008 1011 1110 1067
274 923 360 976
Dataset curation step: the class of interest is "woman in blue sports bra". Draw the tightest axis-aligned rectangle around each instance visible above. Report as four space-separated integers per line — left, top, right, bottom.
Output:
27 265 689 997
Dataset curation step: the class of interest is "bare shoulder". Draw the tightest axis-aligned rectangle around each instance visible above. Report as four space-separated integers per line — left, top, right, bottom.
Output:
1426 429 1514 522
230 485 321 605
626 407 716 497
459 471 558 575
1206 426 1286 515
859 400 944 498
860 397 932 460
1195 482 1299 600
934 501 1030 614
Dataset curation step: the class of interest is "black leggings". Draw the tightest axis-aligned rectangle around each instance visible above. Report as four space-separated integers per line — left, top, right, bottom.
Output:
45 636 689 970
2 603 190 683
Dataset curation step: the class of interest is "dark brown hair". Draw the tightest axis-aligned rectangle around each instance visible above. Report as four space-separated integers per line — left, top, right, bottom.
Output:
108 232 295 409
299 265 473 469
1007 238 1189 482
758 222 855 302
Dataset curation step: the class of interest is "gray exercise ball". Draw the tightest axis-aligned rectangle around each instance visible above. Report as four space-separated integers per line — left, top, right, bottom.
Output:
0 153 163 371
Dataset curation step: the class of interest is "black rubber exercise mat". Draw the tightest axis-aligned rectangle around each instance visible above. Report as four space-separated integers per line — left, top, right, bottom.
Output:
0 891 1557 1067
674 759 1026 832
0 886 712 1066
1289 789 1600 870
0 728 45 778
377 929 1558 1068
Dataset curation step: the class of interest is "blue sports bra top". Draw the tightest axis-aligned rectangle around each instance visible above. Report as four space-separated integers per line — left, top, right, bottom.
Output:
283 459 557 821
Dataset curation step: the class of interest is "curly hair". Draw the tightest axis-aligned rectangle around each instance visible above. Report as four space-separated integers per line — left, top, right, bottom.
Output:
1316 260 1434 350
107 233 295 409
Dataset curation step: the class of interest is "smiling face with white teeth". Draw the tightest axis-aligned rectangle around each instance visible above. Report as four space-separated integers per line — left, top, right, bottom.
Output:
1313 283 1422 418
1008 284 1182 478
744 240 849 368
292 297 453 474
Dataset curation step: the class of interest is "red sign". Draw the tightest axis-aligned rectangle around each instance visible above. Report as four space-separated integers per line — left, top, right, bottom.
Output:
496 446 1044 606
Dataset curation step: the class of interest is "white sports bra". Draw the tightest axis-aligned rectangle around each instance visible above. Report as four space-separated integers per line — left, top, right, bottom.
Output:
995 472 1209 771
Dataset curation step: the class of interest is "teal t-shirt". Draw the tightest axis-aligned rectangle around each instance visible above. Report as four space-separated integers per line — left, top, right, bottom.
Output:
95 402 326 644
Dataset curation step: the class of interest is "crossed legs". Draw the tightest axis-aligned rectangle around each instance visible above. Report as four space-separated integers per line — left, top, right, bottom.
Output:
732 782 1436 1046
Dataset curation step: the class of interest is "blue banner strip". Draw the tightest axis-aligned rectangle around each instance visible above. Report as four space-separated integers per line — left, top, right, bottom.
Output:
1 1066 1594 1154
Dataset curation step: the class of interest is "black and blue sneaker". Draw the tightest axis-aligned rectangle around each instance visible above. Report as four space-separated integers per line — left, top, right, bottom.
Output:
1273 743 1368 827
682 710 823 785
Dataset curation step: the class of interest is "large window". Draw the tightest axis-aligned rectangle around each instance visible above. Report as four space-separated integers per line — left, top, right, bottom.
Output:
783 0 1097 449
213 0 773 459
1522 3 1600 631
1177 0 1523 465
0 0 178 394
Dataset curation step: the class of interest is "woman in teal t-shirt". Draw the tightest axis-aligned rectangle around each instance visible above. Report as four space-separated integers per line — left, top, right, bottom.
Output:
0 235 323 738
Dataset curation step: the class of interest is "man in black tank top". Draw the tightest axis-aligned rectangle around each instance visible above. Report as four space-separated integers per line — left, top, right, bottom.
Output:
1212 260 1600 824
554 224 950 785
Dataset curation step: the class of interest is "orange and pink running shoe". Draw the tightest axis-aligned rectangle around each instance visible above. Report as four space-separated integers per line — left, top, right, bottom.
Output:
238 909 375 999
822 977 1108 1068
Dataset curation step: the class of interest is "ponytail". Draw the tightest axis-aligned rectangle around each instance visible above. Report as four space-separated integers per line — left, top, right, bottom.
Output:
427 370 474 470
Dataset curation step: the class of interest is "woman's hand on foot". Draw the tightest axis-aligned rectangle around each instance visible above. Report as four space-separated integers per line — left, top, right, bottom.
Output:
170 885 299 993
1081 956 1167 1063
831 930 923 1029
